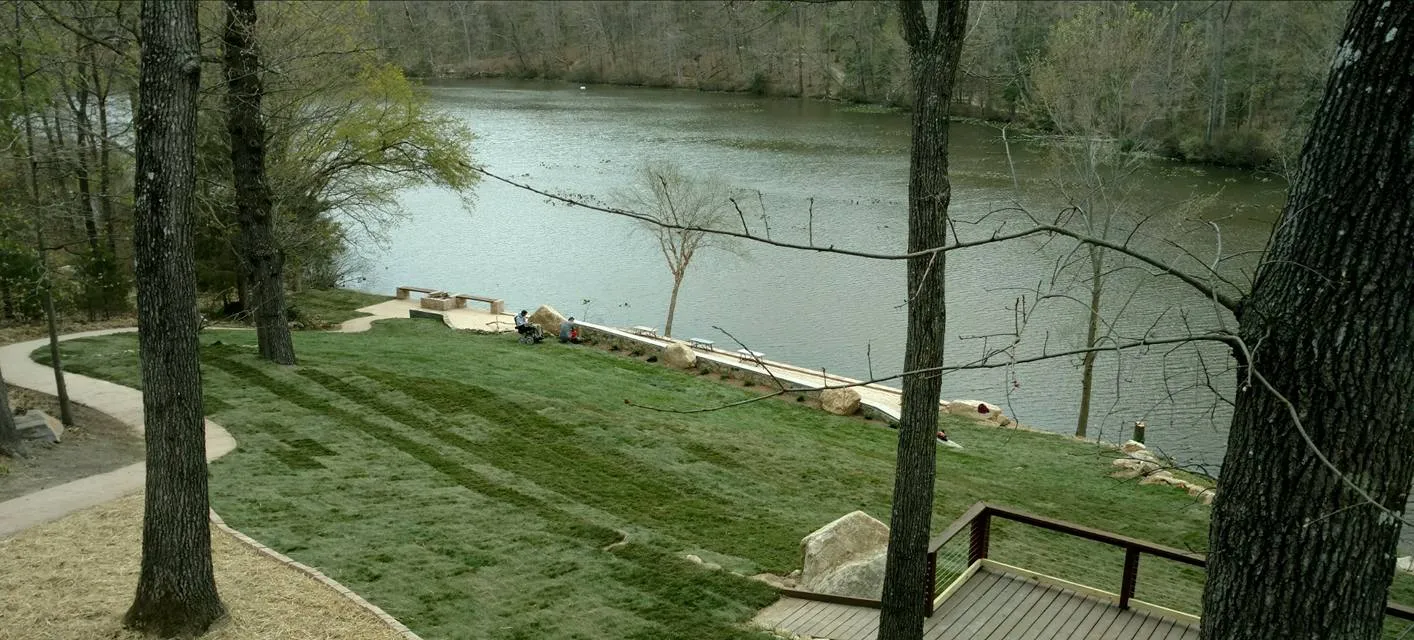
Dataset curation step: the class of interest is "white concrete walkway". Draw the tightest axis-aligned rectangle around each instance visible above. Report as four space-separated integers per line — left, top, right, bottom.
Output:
0 328 236 537
574 321 911 421
343 298 516 333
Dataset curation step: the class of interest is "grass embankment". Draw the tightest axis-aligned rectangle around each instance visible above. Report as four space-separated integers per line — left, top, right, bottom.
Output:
51 319 1218 639
287 288 391 328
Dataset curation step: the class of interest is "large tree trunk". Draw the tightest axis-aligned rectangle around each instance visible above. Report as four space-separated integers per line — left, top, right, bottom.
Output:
1202 2 1414 639
122 0 225 635
878 2 966 639
225 0 295 365
0 363 25 459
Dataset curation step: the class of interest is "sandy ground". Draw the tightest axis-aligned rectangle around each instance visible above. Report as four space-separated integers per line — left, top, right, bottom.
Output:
0 494 405 640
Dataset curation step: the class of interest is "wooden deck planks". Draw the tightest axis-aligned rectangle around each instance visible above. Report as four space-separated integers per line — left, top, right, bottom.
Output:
759 567 1203 640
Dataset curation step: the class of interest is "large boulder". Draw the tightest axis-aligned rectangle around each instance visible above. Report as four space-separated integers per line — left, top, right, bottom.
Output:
14 410 63 444
800 511 889 595
663 342 697 369
820 388 861 416
944 399 1007 425
806 549 888 600
528 305 566 333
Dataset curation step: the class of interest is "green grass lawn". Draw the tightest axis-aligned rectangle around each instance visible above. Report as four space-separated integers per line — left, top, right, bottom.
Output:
47 319 1230 638
287 288 392 328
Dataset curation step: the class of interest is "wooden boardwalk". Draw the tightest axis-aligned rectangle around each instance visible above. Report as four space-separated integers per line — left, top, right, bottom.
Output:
754 567 1199 640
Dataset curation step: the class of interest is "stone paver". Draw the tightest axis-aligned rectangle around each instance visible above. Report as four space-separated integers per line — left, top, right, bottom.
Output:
340 298 516 334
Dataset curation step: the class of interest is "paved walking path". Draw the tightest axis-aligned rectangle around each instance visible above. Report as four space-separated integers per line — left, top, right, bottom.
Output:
0 326 421 638
0 328 236 537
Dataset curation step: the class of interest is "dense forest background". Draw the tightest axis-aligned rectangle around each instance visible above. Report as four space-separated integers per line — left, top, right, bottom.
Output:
371 0 1348 169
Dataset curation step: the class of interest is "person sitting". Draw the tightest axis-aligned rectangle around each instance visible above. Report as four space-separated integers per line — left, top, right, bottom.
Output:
559 316 582 343
515 310 542 342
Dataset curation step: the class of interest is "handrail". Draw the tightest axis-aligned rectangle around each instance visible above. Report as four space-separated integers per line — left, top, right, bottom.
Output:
925 501 1414 622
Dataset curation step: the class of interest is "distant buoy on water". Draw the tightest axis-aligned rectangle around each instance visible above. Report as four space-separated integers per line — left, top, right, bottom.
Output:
579 86 587 90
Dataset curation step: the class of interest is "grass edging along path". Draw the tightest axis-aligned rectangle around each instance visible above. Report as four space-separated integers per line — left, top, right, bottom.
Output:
48 319 1215 639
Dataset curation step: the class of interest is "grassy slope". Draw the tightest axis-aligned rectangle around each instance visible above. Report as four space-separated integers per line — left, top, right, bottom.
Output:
287 288 392 327
51 320 1227 638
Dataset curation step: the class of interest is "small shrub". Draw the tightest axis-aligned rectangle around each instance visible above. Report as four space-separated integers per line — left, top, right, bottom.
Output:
719 373 731 380
646 355 658 363
630 350 643 357
609 345 620 352
796 395 805 403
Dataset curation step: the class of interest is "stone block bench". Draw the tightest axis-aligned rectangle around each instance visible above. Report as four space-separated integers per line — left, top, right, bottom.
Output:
453 294 505 315
395 285 445 300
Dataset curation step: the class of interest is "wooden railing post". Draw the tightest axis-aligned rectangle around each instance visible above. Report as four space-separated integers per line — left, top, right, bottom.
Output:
925 550 938 616
969 511 991 564
1119 547 1140 609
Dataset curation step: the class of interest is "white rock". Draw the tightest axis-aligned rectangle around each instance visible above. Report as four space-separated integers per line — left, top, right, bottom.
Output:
944 399 1007 424
528 305 567 335
663 342 697 369
799 511 889 593
1121 440 1147 454
1139 471 1175 486
805 549 887 600
820 388 861 416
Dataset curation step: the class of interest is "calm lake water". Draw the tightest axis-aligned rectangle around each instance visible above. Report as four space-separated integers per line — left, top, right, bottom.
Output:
352 79 1289 474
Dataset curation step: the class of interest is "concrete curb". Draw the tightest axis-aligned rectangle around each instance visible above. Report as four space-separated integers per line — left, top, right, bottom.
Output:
0 327 420 639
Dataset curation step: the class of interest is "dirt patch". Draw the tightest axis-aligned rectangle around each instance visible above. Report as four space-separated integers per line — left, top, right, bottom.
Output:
0 494 406 640
0 388 144 502
0 316 136 346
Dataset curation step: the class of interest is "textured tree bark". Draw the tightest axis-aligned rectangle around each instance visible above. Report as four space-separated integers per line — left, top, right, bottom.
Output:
878 2 966 639
0 362 25 459
664 272 683 338
12 3 74 428
225 0 295 365
122 0 226 635
1202 2 1414 639
1075 245 1104 438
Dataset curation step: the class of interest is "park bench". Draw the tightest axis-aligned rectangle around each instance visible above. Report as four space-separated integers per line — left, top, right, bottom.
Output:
687 338 715 351
630 326 659 338
453 293 505 315
736 349 765 363
395 285 445 299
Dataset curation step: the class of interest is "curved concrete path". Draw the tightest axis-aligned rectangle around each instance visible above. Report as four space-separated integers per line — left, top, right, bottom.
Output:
0 328 236 537
0 327 421 638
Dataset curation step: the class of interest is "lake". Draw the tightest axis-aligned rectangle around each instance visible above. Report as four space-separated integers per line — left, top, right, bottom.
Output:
352 79 1289 474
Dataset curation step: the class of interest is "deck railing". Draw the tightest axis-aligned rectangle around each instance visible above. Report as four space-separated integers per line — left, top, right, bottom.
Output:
925 501 1414 630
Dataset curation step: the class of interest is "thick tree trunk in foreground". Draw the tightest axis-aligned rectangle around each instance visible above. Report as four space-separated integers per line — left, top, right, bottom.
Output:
225 0 295 365
1202 2 1414 639
123 0 225 635
878 2 966 639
